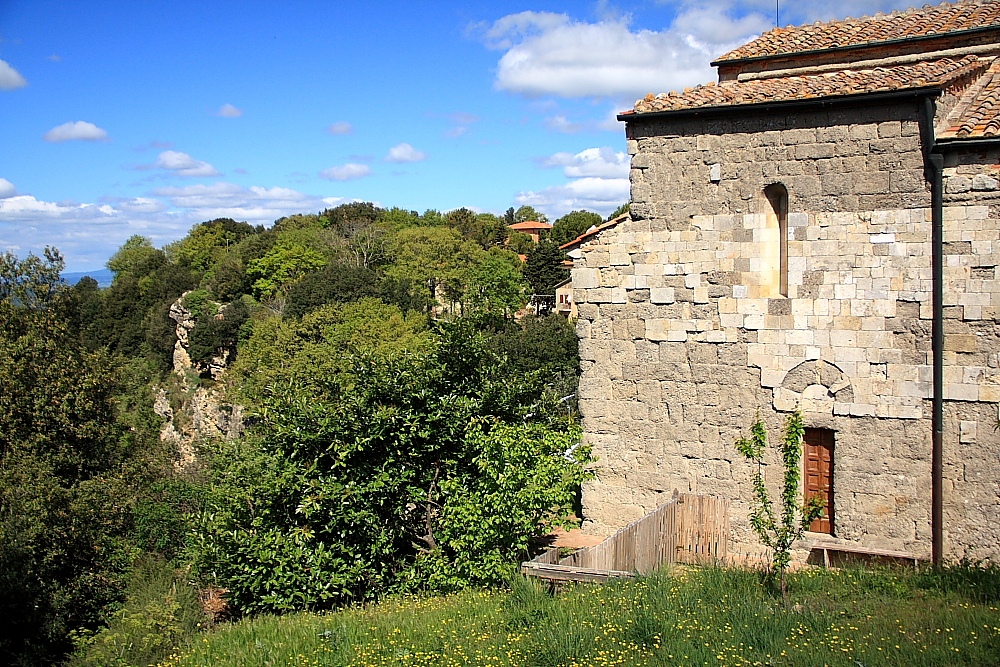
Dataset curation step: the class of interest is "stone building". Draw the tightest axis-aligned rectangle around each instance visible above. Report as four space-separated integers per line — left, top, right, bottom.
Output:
575 0 1000 560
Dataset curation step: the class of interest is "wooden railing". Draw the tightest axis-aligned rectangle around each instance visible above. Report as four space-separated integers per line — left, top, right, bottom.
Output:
522 491 729 582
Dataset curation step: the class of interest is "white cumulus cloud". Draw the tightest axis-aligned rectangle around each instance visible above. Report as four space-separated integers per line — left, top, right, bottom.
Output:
149 182 344 222
384 143 427 163
154 151 221 177
539 147 629 179
215 103 243 117
111 197 166 213
0 182 363 271
43 121 110 143
478 8 770 99
516 176 629 219
0 59 27 90
319 163 372 181
0 178 17 199
327 121 354 135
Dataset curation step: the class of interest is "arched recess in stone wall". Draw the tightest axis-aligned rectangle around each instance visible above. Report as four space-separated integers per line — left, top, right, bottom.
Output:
764 183 789 297
772 360 854 413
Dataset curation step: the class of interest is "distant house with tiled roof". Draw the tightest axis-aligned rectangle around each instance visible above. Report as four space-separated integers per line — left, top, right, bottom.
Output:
577 0 1000 563
508 220 552 244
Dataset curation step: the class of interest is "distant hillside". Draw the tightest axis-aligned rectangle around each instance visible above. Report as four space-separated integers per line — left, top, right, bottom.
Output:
62 268 114 288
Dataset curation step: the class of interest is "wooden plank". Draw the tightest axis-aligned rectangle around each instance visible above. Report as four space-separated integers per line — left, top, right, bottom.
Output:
531 547 562 565
520 562 635 583
811 542 923 560
541 492 729 576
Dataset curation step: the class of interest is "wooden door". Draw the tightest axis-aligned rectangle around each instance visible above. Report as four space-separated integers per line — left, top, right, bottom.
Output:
804 428 834 534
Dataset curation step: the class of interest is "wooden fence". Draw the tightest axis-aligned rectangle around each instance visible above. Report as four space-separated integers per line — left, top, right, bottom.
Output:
522 491 729 582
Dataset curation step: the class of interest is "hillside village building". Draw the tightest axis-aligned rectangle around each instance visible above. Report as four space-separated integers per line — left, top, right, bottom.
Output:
574 0 1000 560
508 220 553 244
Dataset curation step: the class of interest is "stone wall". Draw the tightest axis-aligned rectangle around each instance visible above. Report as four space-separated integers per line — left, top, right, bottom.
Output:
576 102 1000 560
627 103 929 225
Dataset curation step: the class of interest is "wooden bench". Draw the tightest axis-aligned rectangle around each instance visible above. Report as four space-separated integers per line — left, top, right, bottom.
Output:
810 541 925 568
520 562 635 583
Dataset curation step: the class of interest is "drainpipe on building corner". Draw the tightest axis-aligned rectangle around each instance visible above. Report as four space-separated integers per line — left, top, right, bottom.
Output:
923 96 945 569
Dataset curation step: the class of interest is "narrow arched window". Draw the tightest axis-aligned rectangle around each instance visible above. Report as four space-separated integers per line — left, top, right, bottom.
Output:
765 184 789 297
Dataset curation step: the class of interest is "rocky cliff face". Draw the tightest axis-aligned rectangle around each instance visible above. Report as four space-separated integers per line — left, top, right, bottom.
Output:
155 292 244 471
169 298 232 380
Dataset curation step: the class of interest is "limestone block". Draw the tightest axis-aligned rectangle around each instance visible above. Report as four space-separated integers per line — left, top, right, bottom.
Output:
893 405 923 419
945 334 979 353
978 383 1000 402
578 376 613 400
644 319 671 341
947 176 972 194
849 403 876 416
972 174 999 191
709 163 721 183
945 384 979 401
760 369 786 388
650 287 675 304
705 330 728 343
899 381 932 398
720 313 744 328
589 288 612 303
573 267 600 289
943 206 968 221
959 420 978 444
967 205 989 219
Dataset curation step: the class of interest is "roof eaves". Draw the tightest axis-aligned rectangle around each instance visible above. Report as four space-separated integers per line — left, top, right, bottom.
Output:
711 24 1000 67
934 135 1000 149
617 85 943 122
559 213 629 250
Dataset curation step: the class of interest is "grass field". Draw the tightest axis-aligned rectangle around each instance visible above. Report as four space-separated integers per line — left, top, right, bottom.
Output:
157 565 1000 667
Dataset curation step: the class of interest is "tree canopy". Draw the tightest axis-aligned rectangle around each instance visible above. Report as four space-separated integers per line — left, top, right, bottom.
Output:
524 240 570 296
550 210 602 246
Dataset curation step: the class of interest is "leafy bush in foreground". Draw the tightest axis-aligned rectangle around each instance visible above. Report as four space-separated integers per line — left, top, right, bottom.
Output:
189 321 591 614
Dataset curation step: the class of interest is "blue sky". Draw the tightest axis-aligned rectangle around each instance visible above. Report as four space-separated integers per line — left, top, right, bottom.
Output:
1 0 920 271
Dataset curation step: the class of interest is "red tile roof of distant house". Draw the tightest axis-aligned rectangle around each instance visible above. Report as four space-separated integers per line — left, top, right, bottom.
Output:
715 0 1000 63
625 55 988 115
508 220 553 231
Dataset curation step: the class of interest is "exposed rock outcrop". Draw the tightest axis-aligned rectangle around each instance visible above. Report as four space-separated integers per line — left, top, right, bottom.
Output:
156 292 245 472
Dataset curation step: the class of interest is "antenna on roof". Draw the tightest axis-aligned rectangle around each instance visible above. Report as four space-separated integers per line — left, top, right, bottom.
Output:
776 0 780 28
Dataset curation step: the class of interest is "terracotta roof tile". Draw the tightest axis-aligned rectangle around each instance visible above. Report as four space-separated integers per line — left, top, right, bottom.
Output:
717 0 1000 63
628 55 989 115
508 221 553 230
942 58 1000 136
559 214 629 250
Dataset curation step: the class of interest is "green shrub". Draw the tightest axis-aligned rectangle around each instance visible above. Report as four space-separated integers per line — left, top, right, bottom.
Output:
134 479 205 562
190 320 591 614
180 289 216 320
68 558 206 667
186 299 251 365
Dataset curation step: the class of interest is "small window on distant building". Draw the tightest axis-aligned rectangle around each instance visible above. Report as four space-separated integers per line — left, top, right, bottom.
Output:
804 428 834 534
764 184 789 297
